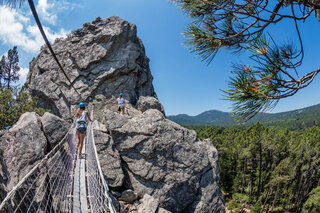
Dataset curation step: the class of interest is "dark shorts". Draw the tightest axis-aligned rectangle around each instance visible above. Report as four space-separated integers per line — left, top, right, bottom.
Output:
77 127 86 134
118 104 125 111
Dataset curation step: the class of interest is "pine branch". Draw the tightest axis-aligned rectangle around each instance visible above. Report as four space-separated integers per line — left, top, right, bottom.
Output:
0 0 25 8
173 0 320 121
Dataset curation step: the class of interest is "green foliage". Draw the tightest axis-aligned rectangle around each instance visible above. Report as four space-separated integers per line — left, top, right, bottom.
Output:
173 0 320 122
228 193 249 212
251 200 263 213
0 46 48 130
224 35 282 121
190 124 320 212
0 85 48 130
302 187 320 213
0 46 20 90
0 87 16 128
224 33 313 122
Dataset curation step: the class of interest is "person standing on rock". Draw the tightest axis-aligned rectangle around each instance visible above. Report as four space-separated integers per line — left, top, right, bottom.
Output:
75 102 93 157
115 93 126 115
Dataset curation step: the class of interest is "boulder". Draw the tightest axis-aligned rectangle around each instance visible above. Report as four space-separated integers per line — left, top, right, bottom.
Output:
0 112 74 207
158 207 172 213
93 121 124 187
119 189 138 202
103 108 225 212
0 130 6 137
136 194 172 213
0 112 47 193
137 96 165 115
137 194 159 213
0 112 48 211
40 112 71 148
183 139 224 212
27 16 156 121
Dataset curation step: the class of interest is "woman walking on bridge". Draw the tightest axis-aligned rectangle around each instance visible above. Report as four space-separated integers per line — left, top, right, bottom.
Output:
76 102 93 157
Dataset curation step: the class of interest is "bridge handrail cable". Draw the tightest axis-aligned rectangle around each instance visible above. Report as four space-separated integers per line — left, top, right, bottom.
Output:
0 125 75 211
86 110 116 213
0 111 118 213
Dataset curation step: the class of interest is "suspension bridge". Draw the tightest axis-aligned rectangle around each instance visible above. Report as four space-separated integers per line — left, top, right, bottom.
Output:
0 113 117 213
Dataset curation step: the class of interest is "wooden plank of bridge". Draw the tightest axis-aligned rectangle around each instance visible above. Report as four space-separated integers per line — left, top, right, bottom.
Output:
73 139 89 213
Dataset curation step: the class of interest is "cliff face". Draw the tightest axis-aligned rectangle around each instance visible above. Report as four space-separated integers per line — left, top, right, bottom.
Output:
25 16 225 212
27 16 156 121
96 105 225 212
0 112 70 206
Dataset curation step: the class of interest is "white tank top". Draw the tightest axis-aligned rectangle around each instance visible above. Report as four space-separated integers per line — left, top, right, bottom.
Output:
117 97 124 104
76 111 87 128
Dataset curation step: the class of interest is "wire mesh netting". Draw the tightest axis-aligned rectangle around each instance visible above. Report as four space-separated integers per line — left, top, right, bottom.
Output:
0 112 116 213
0 129 77 213
86 120 116 213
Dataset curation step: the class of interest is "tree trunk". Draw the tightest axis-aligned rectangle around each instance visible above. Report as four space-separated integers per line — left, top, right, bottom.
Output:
241 157 247 194
263 186 271 211
250 157 254 198
271 182 280 211
257 142 262 200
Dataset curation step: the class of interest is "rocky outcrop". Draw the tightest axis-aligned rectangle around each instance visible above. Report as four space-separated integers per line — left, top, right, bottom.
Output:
0 112 47 194
27 16 156 121
0 112 71 203
137 194 160 213
25 16 225 212
93 121 124 187
41 112 70 148
136 96 165 116
93 107 225 213
119 189 138 202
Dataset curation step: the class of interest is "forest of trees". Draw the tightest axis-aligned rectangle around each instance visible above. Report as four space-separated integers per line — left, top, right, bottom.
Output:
190 124 320 212
173 2 320 209
0 46 45 129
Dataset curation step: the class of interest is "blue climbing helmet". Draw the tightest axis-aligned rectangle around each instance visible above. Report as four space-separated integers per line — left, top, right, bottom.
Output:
119 93 123 97
79 102 86 108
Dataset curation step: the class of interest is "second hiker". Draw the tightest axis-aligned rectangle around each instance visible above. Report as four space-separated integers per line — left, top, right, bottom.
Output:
115 93 126 115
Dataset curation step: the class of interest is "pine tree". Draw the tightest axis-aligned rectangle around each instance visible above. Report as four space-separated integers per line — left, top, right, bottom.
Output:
191 125 320 212
2 46 20 90
0 56 4 88
0 84 47 129
173 0 320 121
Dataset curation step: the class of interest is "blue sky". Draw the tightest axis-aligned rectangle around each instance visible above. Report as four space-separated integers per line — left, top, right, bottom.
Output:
1 0 320 116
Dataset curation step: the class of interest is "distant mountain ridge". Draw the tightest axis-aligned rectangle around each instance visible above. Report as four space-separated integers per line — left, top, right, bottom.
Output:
167 104 320 130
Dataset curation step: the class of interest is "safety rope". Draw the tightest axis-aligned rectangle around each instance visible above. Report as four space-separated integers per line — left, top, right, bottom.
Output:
0 117 117 212
86 111 116 213
0 126 77 212
27 0 82 100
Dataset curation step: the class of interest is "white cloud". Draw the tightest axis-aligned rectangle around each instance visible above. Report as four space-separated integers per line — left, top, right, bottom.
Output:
60 0 84 10
36 0 82 26
0 5 69 53
19 67 29 84
36 0 57 25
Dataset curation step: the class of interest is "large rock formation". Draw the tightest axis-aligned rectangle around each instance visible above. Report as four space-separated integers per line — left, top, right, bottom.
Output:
0 112 47 202
41 112 71 148
0 112 70 204
95 104 224 212
27 16 156 121
25 16 225 212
